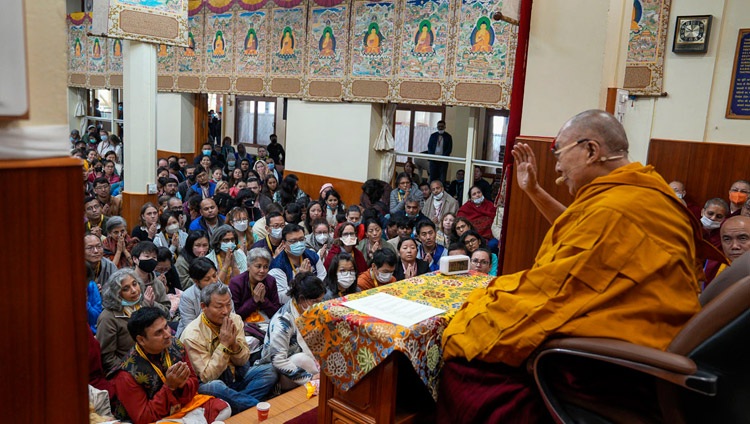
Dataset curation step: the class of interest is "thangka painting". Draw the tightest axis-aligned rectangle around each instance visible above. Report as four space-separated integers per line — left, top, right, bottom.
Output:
205 9 234 92
393 0 453 105
304 0 351 101
446 0 516 107
176 12 205 92
108 39 124 74
345 0 399 102
156 42 177 90
88 18 108 89
233 5 271 96
268 4 307 98
623 0 671 95
68 13 89 87
96 0 189 47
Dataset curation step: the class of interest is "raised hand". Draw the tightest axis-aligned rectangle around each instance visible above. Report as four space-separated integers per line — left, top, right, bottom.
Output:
512 143 540 193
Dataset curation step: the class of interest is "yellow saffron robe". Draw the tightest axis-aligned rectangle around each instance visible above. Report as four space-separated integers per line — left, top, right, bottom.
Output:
442 163 703 366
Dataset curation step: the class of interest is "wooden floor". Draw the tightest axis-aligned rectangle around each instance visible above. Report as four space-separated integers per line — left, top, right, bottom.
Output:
225 386 318 424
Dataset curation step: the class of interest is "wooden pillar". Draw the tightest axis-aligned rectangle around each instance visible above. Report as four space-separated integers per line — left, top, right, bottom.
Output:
0 157 89 422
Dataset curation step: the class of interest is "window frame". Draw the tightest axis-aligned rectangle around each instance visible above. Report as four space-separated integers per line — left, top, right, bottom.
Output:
392 104 446 165
234 95 277 147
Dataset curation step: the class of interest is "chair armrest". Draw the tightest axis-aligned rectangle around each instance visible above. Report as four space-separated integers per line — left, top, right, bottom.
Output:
529 337 716 396
539 338 696 374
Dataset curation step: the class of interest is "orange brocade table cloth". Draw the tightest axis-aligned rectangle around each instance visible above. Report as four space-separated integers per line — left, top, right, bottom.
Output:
298 271 493 400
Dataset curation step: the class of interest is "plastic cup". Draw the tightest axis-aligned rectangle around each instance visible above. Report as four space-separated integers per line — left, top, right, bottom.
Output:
257 402 271 421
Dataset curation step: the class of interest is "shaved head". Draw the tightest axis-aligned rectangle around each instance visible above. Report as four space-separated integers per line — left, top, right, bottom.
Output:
559 109 629 155
721 216 750 261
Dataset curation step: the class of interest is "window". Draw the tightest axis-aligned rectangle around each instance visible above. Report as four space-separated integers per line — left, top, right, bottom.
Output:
482 109 509 165
235 97 276 145
85 88 123 135
393 105 445 163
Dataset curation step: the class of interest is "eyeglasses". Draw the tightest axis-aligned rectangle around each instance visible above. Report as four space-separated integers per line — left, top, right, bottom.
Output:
550 138 590 158
341 232 356 237
464 238 479 246
286 237 305 244
85 245 103 252
471 259 490 266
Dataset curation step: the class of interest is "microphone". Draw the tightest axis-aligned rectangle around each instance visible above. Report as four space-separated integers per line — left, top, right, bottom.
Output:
555 155 625 185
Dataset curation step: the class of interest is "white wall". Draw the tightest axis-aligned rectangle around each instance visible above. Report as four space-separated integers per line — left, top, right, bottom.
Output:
285 100 374 182
619 0 750 163
520 0 613 137
156 92 194 154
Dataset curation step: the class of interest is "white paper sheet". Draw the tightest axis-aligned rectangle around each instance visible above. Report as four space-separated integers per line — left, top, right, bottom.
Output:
342 292 446 328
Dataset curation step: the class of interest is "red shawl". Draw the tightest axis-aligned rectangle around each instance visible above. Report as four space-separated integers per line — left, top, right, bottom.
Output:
457 200 496 240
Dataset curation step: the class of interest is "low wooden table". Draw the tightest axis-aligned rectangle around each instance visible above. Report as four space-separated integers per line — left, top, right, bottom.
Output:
225 386 318 424
299 272 494 424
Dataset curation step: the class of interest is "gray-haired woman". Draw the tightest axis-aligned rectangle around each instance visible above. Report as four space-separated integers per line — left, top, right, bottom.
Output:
101 215 137 269
205 224 247 284
96 268 168 373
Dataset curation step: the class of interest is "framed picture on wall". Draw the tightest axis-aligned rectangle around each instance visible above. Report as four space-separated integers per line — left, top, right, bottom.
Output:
673 15 712 53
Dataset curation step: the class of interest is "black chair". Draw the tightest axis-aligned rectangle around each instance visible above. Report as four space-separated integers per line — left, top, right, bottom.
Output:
528 254 750 424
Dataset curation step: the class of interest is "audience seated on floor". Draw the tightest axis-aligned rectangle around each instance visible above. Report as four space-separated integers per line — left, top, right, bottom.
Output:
422 180 458 227
257 272 322 392
393 237 430 281
269 223 327 304
324 222 367 275
229 247 281 350
415 220 447 272
358 218 397 264
323 252 361 300
469 248 492 274
102 216 136 269
131 241 172 311
252 211 286 256
189 198 226 236
85 234 117 291
205 224 247 284
85 196 109 239
176 257 226 338
181 283 277 414
97 268 167 373
459 230 498 276
112 307 231 424
357 248 398 290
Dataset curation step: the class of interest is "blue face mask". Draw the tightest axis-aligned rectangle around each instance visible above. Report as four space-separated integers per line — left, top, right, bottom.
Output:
202 149 212 156
267 163 275 171
101 135 108 142
220 241 236 252
289 241 306 256
398 189 405 195
121 295 142 307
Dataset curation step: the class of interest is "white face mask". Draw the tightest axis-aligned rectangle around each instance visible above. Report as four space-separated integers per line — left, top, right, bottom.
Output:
165 223 180 234
233 220 248 232
433 191 444 201
700 215 721 230
315 233 329 245
472 196 484 205
270 227 283 239
342 235 357 246
337 271 356 288
376 271 393 283
676 192 684 199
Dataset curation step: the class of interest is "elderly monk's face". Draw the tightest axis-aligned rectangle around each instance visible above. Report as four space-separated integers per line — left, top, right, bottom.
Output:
553 127 593 195
721 217 750 261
